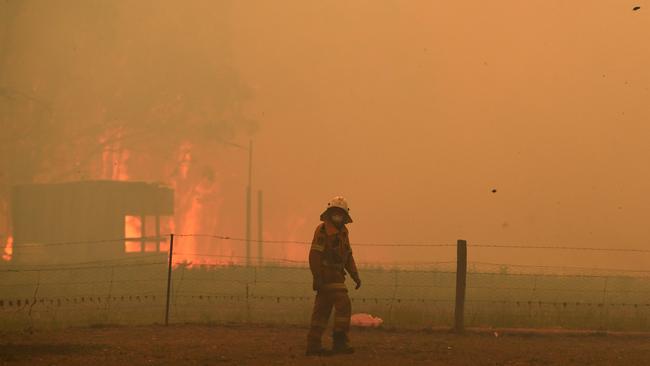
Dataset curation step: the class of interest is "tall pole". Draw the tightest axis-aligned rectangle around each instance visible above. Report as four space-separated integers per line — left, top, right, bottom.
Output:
246 140 253 267
257 190 264 266
454 239 467 333
165 233 174 326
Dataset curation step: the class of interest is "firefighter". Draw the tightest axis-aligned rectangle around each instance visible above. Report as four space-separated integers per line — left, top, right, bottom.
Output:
306 196 362 356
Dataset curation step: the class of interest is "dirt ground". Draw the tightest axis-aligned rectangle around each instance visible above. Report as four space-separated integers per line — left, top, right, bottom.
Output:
1 324 649 366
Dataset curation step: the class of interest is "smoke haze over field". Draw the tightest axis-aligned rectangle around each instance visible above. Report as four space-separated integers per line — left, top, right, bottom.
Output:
1 1 649 269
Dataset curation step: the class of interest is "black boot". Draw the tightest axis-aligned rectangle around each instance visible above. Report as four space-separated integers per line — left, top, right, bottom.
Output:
306 340 333 357
332 331 355 354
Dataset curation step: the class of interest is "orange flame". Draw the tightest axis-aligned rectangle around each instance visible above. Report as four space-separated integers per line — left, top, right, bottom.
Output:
124 216 142 252
89 134 265 267
2 235 13 261
172 142 235 266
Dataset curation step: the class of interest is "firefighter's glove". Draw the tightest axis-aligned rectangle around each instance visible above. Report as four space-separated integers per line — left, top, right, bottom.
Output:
352 274 362 290
312 276 323 292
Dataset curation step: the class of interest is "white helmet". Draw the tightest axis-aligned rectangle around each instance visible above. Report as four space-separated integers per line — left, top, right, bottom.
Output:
320 196 353 223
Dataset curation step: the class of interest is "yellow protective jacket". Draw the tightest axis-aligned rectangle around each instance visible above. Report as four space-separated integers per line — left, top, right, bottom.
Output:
309 221 359 291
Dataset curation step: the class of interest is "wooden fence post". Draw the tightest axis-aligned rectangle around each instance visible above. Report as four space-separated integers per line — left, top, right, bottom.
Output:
454 239 467 333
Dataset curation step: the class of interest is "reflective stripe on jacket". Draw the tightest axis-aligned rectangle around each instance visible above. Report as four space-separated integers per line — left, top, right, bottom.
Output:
309 221 359 289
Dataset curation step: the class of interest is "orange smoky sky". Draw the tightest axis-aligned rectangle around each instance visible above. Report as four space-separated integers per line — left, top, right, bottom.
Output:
231 1 650 269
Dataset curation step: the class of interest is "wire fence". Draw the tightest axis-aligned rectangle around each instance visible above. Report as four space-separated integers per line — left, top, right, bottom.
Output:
1 233 650 331
12 233 650 252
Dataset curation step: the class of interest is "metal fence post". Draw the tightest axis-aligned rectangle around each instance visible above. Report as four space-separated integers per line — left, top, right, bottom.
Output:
454 239 467 333
165 233 174 326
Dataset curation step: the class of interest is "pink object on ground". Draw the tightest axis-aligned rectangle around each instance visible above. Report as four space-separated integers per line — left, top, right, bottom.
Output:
350 313 384 327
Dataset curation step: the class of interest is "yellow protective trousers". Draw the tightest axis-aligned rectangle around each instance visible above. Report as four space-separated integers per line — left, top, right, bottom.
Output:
306 289 352 349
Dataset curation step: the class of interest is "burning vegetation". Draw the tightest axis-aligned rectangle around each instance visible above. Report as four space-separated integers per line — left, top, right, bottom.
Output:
0 1 277 266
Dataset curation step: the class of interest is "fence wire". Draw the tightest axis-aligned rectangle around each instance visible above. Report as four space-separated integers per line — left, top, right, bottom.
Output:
10 233 650 252
1 234 650 331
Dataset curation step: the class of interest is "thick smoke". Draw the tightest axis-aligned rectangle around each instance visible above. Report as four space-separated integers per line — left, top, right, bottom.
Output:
0 0 257 263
